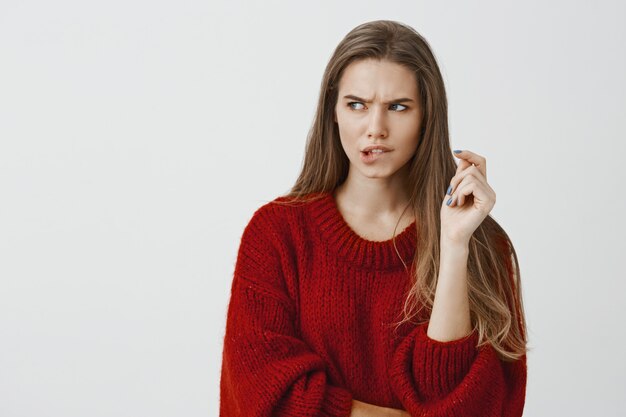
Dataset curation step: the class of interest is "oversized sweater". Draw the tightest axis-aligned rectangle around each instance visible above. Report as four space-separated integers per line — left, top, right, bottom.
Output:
219 191 527 417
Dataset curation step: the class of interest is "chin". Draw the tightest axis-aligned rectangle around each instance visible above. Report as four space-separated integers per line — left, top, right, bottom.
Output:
358 167 399 179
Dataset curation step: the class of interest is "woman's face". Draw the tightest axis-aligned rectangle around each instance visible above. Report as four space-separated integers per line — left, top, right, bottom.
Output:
334 58 422 181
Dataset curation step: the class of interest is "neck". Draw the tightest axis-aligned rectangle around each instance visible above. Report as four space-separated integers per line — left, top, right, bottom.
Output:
333 166 413 222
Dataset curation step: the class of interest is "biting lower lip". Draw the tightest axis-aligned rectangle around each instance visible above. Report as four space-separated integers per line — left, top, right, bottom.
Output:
360 150 390 163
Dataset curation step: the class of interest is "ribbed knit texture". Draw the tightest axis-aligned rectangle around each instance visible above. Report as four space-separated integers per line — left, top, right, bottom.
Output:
219 191 527 416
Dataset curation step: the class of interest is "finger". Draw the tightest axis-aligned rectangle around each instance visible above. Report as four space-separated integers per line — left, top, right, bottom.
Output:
455 180 474 207
448 156 471 195
454 176 490 207
448 165 486 198
454 153 472 175
444 189 456 207
453 149 487 179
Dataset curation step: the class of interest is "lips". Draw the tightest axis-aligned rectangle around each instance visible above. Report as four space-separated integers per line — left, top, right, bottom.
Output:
360 147 391 164
362 145 392 153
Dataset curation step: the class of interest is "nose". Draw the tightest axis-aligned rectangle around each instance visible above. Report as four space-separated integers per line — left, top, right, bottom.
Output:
366 105 388 139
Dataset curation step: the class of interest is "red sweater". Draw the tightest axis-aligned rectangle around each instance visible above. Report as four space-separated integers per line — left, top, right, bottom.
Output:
219 191 527 416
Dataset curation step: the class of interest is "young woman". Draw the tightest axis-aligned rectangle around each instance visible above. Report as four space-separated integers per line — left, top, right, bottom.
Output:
219 20 528 417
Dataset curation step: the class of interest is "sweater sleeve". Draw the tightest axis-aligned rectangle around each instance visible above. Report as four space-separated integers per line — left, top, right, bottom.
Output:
388 323 527 417
219 206 354 417
388 235 527 417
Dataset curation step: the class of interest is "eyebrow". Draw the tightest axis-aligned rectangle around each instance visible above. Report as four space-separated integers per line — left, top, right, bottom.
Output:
342 94 415 104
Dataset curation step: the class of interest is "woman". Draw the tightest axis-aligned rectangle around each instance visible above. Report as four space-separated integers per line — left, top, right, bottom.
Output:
219 20 528 417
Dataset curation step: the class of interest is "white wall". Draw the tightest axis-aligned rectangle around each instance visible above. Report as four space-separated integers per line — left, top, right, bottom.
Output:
1 1 624 416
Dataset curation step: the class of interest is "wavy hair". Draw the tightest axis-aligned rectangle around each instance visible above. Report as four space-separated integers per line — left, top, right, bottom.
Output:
270 19 528 361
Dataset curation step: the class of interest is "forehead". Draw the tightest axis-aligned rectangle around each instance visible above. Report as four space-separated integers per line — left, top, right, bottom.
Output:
338 59 417 96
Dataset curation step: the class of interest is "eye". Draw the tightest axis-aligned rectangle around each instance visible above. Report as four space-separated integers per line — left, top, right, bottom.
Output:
390 103 408 112
347 102 408 112
347 101 365 110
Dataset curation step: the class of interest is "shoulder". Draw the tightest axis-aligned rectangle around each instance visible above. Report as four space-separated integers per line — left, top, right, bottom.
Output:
246 192 326 228
241 192 324 243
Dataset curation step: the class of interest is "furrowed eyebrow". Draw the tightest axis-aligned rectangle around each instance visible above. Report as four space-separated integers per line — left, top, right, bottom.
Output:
342 94 415 104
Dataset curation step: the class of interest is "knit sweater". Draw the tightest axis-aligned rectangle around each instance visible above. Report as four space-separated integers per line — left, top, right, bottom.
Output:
219 191 527 417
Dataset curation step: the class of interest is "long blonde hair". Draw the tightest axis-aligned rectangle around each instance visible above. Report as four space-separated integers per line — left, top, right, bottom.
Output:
271 20 528 361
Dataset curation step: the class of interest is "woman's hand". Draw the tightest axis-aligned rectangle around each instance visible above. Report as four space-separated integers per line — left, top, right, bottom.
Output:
440 149 496 245
351 399 411 417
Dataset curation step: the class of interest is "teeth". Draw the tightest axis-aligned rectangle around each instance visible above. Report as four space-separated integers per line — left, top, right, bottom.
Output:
369 149 384 153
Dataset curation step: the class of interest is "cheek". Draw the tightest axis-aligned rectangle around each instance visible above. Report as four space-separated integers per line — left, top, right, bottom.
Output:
337 119 360 141
400 121 421 143
335 125 353 152
337 113 355 129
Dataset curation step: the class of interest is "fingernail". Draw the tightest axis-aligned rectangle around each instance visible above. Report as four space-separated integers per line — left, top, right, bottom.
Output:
446 196 453 206
446 185 452 195
453 149 462 154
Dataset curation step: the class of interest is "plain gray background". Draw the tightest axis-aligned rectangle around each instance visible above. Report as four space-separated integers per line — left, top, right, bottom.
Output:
1 1 624 416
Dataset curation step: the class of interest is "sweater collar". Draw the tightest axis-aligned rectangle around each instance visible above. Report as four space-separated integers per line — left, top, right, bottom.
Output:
307 191 417 271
